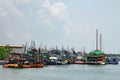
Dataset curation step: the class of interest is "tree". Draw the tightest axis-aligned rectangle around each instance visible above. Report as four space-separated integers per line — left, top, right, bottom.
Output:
0 47 4 60
0 45 12 61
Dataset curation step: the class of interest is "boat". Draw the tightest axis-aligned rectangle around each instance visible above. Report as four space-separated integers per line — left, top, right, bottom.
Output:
47 56 69 65
3 49 44 68
73 49 87 64
105 56 119 64
3 63 19 68
87 52 105 65
57 59 68 65
74 56 85 64
22 61 44 68
74 59 85 64
46 49 69 65
46 56 58 65
0 60 6 65
2 59 44 68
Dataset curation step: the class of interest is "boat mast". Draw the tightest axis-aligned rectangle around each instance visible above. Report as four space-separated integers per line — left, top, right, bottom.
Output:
67 46 69 52
31 40 33 49
83 46 85 54
56 45 58 50
96 29 98 50
45 45 47 52
100 33 102 51
62 46 64 52
24 41 27 54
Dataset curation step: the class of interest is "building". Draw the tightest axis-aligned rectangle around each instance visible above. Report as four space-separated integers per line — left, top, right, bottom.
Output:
0 44 25 54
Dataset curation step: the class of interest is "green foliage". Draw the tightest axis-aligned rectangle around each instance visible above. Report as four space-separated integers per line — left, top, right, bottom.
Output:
0 45 12 60
3 45 12 59
0 47 4 58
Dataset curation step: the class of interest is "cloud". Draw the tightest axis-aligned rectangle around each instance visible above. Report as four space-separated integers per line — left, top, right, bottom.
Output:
50 2 69 20
16 0 33 4
7 4 24 16
41 0 69 20
63 21 83 37
63 21 72 36
20 32 32 41
43 19 54 29
4 29 32 42
0 0 24 16
5 30 15 40
0 7 8 16
36 0 70 30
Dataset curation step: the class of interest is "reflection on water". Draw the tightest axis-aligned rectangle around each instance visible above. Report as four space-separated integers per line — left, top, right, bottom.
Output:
0 64 120 80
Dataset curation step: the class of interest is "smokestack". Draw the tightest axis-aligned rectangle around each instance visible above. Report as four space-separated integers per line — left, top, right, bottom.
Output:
100 33 102 51
96 29 98 50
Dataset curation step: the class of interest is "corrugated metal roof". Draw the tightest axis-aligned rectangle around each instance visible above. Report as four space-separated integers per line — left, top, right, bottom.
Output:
0 44 24 48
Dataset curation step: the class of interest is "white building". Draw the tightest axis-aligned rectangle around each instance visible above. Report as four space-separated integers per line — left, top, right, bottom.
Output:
0 44 24 54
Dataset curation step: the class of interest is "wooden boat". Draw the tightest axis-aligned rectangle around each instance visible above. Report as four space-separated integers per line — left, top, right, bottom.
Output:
3 63 19 68
3 61 44 68
22 62 44 68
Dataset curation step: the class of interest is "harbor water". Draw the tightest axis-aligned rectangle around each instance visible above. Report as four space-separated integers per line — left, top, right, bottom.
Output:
0 64 120 80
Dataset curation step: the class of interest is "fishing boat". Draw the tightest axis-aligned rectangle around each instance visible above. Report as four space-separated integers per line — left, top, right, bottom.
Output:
47 56 58 65
105 56 119 64
73 48 86 64
3 50 44 68
74 59 85 64
57 59 68 65
74 56 85 64
2 60 44 68
22 61 44 68
47 49 69 65
47 56 69 65
0 60 5 65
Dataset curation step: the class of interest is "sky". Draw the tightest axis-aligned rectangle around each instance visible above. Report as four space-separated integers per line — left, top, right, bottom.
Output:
0 0 120 54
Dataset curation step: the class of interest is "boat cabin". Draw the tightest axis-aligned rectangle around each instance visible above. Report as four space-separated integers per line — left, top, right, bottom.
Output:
87 50 105 64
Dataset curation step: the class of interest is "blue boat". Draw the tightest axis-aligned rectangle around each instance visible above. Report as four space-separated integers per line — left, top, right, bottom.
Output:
0 61 5 65
105 56 119 64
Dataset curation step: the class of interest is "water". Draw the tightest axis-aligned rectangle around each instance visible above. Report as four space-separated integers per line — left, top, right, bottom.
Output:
0 64 120 80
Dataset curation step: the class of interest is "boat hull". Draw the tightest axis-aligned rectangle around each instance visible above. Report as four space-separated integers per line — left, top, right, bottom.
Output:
73 59 85 64
3 64 19 68
74 61 85 64
3 62 44 68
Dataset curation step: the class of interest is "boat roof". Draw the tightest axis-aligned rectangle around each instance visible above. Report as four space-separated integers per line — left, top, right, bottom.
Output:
89 50 104 55
49 56 58 60
0 44 24 48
